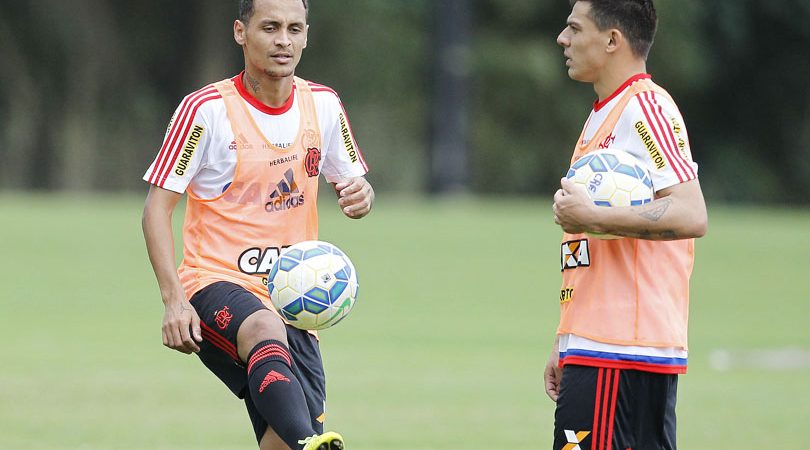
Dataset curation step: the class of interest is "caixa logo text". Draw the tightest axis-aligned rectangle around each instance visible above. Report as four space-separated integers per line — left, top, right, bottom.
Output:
238 247 286 275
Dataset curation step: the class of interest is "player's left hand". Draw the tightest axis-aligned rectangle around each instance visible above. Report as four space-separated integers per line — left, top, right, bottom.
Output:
553 177 594 234
335 176 374 219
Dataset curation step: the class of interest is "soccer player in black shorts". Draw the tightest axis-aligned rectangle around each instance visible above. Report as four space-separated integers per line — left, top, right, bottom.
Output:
142 0 374 448
546 1 708 449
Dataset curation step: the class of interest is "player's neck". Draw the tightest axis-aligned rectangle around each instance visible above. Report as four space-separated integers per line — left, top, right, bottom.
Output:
242 70 294 108
593 60 647 103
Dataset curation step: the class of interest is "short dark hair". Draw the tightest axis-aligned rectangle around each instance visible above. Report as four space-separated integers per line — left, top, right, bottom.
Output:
238 0 309 23
571 0 657 59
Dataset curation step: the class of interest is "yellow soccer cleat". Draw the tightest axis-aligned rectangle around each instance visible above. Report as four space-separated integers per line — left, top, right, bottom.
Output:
298 431 344 450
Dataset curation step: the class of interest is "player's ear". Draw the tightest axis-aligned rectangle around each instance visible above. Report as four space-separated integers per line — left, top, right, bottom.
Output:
606 29 622 54
303 24 309 48
234 19 247 46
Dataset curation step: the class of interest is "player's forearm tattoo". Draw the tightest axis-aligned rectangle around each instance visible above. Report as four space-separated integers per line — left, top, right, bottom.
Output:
247 73 261 92
639 198 672 222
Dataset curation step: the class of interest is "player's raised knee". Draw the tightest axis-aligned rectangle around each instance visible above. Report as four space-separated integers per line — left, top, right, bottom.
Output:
237 309 288 360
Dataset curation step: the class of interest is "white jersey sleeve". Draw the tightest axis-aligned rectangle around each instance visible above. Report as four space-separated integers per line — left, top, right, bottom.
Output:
311 85 369 183
621 91 698 192
142 85 221 193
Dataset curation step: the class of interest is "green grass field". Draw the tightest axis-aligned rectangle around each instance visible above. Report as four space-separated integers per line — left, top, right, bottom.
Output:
1 193 808 449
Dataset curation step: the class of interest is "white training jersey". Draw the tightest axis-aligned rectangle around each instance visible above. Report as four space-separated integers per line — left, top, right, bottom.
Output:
144 73 368 198
579 73 698 192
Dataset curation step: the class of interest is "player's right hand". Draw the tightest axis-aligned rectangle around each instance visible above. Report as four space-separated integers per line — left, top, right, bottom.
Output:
544 346 563 402
553 177 594 234
162 299 203 354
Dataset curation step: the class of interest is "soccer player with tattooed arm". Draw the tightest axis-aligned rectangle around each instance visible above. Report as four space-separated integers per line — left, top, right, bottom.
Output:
545 1 707 449
141 1 372 449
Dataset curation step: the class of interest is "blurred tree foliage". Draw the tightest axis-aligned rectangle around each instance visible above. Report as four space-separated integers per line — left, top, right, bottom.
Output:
0 0 808 204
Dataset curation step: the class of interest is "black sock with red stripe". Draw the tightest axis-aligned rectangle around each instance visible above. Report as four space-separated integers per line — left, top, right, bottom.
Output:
246 340 314 449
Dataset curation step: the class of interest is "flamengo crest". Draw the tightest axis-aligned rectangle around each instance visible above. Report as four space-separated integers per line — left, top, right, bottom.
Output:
214 306 234 330
305 147 321 177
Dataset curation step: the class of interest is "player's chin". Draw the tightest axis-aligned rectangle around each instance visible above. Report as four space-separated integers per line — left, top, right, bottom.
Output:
263 67 295 79
568 69 587 82
568 68 595 83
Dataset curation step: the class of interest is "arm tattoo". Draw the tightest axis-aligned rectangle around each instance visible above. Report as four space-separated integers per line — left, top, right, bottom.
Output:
627 198 681 240
639 198 672 222
246 73 261 93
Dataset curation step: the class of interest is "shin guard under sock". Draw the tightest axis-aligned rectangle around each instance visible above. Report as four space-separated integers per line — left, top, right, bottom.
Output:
247 340 314 449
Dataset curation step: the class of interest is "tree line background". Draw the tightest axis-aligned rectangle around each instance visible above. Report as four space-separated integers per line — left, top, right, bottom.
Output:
1 0 809 204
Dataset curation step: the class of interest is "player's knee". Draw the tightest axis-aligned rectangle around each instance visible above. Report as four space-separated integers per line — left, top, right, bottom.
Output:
237 310 288 361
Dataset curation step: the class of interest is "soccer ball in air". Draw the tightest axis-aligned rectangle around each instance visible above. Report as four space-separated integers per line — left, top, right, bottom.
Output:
267 240 359 330
565 148 654 238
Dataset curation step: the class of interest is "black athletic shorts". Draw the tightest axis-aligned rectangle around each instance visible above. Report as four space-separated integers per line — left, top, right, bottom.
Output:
553 365 678 450
189 281 326 442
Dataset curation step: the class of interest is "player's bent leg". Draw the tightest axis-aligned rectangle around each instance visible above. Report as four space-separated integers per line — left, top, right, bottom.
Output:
239 309 317 449
237 309 289 361
285 326 327 434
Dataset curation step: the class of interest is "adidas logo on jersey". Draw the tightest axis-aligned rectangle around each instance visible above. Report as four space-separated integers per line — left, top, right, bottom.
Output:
265 169 305 213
